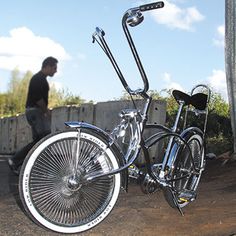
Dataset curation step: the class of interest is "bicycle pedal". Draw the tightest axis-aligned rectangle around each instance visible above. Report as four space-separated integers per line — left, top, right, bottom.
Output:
128 164 141 180
178 190 196 202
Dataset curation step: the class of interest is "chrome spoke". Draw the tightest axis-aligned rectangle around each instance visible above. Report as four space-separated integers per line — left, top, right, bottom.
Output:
28 136 116 226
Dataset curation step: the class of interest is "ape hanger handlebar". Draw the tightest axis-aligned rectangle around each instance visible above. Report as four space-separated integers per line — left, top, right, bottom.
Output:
139 1 164 12
92 1 164 97
125 1 164 27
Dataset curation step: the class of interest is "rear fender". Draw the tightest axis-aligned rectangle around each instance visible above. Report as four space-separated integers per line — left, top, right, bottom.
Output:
168 127 204 171
180 127 203 140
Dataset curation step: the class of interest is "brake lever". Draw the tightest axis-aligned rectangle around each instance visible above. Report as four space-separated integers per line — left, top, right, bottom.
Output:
92 27 106 43
92 35 96 43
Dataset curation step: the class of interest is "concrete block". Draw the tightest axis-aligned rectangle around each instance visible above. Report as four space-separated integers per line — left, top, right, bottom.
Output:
51 106 70 133
148 100 167 125
94 99 166 130
94 99 166 165
0 100 167 165
79 103 95 124
8 116 17 154
0 118 9 154
15 114 32 151
94 100 132 132
143 99 167 164
68 103 94 124
131 99 166 165
0 118 3 153
68 106 79 122
0 116 18 154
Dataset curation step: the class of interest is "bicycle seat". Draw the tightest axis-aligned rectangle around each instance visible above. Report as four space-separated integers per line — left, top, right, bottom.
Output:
172 90 208 110
191 93 208 110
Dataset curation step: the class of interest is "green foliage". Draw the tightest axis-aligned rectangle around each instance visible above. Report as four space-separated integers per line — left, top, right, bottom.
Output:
7 69 32 115
49 85 85 107
0 69 86 117
0 69 32 116
208 92 229 117
166 90 232 154
205 94 232 154
119 89 162 101
63 94 86 106
148 90 162 100
0 93 8 116
118 88 232 155
1 70 232 154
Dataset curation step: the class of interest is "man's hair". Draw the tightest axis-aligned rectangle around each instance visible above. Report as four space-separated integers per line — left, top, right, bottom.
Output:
42 56 58 68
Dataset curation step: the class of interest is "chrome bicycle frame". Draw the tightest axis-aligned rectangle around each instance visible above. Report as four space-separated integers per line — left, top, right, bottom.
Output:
70 2 210 192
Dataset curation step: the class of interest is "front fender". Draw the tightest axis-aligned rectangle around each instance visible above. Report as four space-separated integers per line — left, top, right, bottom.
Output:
65 121 113 142
65 121 128 192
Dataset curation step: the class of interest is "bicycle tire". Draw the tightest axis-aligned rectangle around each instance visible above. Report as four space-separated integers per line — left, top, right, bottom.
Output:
19 129 121 234
164 131 204 208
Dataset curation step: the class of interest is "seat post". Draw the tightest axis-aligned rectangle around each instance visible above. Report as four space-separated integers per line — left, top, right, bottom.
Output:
172 101 185 133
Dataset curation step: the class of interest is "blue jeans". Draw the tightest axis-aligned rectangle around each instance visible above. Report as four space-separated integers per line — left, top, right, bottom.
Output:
12 108 51 167
26 107 51 141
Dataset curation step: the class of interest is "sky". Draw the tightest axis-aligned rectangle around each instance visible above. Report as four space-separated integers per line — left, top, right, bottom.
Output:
0 0 226 102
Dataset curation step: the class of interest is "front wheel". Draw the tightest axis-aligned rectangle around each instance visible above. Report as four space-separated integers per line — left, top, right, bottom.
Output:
19 129 121 234
164 132 205 208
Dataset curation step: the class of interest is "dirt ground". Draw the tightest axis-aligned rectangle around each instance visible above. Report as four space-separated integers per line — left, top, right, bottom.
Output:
85 155 236 236
0 154 236 236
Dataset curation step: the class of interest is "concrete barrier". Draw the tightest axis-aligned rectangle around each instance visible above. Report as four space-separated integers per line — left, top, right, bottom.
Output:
0 100 166 164
51 106 71 133
8 116 17 153
0 118 9 154
15 114 32 150
94 100 166 131
94 100 132 132
68 103 95 125
93 100 166 164
0 119 1 153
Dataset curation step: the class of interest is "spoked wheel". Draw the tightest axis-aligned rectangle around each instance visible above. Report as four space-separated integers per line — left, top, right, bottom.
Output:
164 132 204 208
19 130 121 234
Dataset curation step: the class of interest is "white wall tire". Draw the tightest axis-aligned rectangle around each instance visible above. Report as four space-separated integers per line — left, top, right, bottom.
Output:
19 130 121 234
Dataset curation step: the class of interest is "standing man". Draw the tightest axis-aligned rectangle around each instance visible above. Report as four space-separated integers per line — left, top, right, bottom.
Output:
8 56 58 174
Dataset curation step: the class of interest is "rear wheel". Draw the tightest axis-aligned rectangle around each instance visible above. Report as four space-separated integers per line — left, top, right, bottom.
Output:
19 130 121 234
164 132 204 208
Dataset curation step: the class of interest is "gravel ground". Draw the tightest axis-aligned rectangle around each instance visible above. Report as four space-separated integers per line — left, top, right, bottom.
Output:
0 155 235 236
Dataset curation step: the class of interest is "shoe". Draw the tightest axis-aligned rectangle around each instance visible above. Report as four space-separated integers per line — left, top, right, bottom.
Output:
8 158 20 175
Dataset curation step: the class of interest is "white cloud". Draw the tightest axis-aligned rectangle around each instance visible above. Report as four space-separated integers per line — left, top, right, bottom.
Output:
161 72 184 92
160 70 228 101
213 25 225 48
150 0 204 31
207 69 228 100
0 27 70 73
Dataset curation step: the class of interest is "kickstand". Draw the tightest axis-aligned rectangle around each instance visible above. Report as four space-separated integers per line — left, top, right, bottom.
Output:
171 190 184 216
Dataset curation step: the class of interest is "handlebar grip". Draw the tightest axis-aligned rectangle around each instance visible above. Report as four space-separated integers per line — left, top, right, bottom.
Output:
95 27 105 37
139 1 164 12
